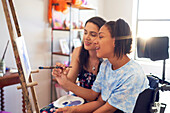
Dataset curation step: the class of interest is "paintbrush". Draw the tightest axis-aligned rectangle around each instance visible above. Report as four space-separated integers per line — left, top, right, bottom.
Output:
39 66 72 69
1 40 9 61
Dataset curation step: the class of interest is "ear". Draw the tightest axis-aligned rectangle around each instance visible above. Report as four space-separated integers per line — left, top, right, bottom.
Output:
112 38 115 47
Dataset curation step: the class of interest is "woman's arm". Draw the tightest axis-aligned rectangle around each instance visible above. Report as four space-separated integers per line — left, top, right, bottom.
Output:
53 46 99 100
93 102 117 113
56 74 99 101
52 47 81 83
66 47 81 83
52 47 81 92
53 47 81 82
55 95 105 113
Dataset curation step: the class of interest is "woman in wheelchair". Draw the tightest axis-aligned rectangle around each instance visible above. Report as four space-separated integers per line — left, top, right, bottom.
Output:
53 19 149 113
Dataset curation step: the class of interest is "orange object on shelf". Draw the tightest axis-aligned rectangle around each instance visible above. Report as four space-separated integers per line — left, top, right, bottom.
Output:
54 0 68 12
72 0 82 6
48 0 52 24
48 0 69 24
54 0 61 12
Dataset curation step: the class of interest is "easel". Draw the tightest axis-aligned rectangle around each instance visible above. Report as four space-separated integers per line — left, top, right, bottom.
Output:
1 0 39 112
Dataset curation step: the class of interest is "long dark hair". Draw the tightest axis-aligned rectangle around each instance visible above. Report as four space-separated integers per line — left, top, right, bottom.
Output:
79 17 106 69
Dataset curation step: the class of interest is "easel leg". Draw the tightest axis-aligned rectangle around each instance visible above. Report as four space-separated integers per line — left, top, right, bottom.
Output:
1 0 33 112
29 76 40 113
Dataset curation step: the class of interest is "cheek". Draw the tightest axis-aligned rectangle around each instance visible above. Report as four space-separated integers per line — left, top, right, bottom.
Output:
83 35 85 41
98 41 114 58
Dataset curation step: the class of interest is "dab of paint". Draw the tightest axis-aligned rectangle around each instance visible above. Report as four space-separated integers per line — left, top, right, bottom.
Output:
62 101 68 105
69 100 81 106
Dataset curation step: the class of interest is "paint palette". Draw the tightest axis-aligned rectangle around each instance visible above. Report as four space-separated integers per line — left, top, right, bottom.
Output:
53 95 84 108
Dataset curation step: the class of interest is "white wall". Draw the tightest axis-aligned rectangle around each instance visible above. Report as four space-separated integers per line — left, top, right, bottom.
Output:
0 0 104 113
137 60 170 81
103 0 134 27
102 0 170 82
1 0 169 112
89 0 105 17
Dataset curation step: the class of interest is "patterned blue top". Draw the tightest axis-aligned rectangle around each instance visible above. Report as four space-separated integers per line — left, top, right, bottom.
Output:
92 59 149 113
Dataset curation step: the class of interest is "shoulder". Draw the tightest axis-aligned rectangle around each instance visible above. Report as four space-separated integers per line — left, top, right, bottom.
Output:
72 46 82 55
100 59 110 67
130 60 144 76
98 59 110 73
71 46 82 60
122 60 149 88
124 59 144 74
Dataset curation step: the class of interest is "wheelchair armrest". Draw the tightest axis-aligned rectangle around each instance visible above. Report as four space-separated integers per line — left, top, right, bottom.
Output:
160 85 170 91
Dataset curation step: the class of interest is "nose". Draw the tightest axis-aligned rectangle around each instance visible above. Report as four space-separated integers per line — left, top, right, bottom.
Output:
93 37 99 45
84 34 90 40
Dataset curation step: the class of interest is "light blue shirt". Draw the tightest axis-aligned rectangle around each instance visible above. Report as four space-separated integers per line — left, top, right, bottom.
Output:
92 59 149 113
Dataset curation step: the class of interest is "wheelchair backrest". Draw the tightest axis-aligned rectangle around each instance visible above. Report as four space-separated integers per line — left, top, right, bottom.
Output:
133 75 159 113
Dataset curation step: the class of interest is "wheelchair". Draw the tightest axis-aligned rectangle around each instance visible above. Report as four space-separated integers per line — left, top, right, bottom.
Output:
133 36 170 113
133 75 170 113
115 75 170 113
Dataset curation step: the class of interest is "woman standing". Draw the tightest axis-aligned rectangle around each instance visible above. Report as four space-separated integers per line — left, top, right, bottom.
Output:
53 17 106 90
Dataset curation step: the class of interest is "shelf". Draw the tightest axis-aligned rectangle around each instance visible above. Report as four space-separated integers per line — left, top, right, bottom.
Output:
50 2 96 102
72 5 95 10
66 2 95 10
52 52 69 56
52 2 95 10
52 28 70 31
72 28 84 31
52 28 84 31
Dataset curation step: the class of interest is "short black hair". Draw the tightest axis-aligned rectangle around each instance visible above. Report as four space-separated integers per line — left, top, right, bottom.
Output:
105 19 132 58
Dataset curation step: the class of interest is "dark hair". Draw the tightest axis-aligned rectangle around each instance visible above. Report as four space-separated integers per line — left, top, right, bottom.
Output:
105 21 116 37
79 17 106 68
105 19 132 58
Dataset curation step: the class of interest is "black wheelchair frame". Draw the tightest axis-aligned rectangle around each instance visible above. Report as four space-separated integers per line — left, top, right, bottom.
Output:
115 75 170 113
133 75 170 113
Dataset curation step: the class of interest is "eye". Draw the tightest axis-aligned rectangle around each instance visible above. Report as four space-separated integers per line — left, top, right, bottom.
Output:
84 31 87 35
99 35 103 39
90 32 97 37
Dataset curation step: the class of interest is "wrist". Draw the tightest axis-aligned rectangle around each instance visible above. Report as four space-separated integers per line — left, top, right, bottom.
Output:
66 80 75 91
60 79 74 91
72 106 78 113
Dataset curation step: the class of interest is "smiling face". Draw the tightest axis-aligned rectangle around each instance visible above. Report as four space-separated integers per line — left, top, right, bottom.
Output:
95 25 115 58
83 22 99 51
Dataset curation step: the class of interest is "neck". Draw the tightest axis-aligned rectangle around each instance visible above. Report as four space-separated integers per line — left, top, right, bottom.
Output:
87 50 100 73
108 55 130 70
88 50 98 60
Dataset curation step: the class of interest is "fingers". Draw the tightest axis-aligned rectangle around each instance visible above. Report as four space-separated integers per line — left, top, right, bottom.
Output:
63 67 70 75
52 62 70 77
52 63 65 77
55 63 65 72
55 107 68 113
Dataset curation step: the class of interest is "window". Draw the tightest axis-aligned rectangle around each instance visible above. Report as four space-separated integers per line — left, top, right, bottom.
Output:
136 0 170 62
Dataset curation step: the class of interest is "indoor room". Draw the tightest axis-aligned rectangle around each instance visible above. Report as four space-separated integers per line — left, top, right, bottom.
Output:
0 0 170 113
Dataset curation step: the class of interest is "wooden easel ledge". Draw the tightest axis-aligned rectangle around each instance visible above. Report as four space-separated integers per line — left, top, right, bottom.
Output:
17 70 39 89
17 81 38 89
31 70 39 74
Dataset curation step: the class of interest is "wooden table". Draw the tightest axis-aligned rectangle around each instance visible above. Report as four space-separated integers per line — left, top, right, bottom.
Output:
0 72 26 112
0 72 20 88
